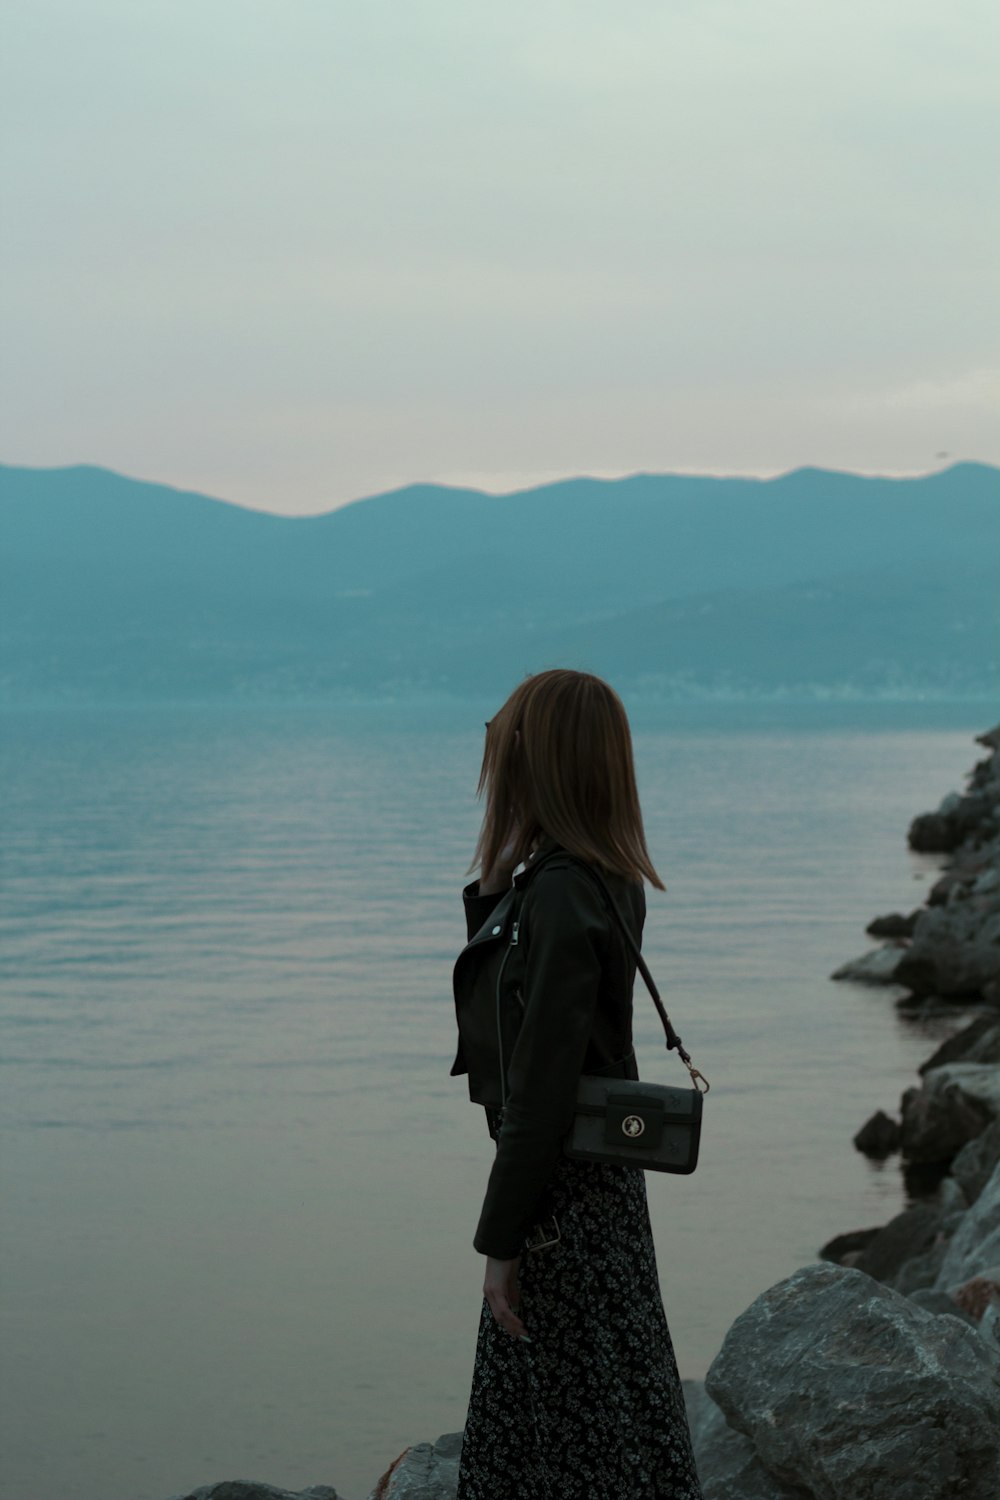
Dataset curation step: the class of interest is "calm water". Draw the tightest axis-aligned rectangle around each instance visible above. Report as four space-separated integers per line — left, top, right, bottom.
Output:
0 699 992 1500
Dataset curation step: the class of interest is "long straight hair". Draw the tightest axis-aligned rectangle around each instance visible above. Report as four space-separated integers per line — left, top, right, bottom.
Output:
468 668 665 890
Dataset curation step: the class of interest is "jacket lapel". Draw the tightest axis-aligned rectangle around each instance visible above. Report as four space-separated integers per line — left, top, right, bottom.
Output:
459 837 567 953
462 885 518 951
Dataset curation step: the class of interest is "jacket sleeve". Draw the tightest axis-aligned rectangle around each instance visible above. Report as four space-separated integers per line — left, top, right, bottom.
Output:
462 877 511 942
472 863 607 1258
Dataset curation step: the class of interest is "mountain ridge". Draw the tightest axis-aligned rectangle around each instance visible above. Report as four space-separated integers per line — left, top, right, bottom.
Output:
3 457 996 520
2 461 998 703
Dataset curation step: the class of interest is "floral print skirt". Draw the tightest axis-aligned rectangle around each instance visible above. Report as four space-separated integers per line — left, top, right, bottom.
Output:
456 1148 704 1499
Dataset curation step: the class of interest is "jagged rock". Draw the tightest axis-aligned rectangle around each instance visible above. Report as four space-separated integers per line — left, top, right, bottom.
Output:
894 1237 952 1296
829 945 905 985
683 1380 809 1500
937 1175 969 1214
976 724 1000 753
893 1200 971 1296
951 1116 1000 1204
681 1377 710 1434
952 1270 1000 1322
974 866 1000 897
853 1109 901 1157
704 1261 1000 1500
962 1025 1000 1065
866 910 919 938
899 1071 996 1164
983 1299 1000 1358
926 848 998 907
893 991 967 1018
913 734 1000 858
164 1485 341 1500
909 810 965 853
906 1286 977 1323
935 1161 1000 1292
896 901 1000 999
927 868 966 906
817 1225 881 1265
367 1432 462 1500
852 1202 944 1285
919 1062 1000 1119
918 1016 1000 1074
909 770 1000 852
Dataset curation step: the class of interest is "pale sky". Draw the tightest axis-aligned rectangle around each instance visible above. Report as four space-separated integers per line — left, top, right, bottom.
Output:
2 0 998 515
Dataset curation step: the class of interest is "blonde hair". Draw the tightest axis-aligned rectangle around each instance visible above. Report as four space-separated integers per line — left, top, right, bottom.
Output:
469 668 665 890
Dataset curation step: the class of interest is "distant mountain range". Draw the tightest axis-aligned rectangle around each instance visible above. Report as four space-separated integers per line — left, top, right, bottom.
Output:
2 461 998 703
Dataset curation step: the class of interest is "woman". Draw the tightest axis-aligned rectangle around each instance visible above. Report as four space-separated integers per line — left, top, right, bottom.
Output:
450 669 704 1499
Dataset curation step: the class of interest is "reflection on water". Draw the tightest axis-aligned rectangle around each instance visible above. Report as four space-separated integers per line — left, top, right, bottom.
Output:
0 700 986 1500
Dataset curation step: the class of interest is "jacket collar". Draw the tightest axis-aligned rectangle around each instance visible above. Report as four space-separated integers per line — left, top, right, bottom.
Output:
512 832 566 888
460 836 569 956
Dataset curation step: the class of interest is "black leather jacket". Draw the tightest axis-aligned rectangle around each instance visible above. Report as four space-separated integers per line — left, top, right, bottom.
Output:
450 834 646 1258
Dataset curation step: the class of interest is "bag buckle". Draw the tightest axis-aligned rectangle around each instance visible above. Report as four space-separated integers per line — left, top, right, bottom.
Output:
605 1093 665 1149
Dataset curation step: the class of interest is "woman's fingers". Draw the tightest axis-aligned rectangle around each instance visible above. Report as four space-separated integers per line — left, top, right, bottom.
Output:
483 1255 530 1340
486 1287 530 1340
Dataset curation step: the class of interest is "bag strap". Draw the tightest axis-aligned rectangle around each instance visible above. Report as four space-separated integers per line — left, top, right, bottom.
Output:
537 853 710 1096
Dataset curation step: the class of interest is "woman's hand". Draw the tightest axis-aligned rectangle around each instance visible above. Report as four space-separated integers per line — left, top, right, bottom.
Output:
483 1254 530 1340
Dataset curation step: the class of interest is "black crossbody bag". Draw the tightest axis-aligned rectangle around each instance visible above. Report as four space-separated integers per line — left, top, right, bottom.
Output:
498 855 709 1177
563 860 709 1172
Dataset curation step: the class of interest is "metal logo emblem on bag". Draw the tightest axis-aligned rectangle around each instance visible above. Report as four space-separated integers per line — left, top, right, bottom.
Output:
622 1114 645 1138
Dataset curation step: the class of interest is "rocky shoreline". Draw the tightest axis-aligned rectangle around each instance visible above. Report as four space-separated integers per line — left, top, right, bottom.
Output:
166 725 1000 1500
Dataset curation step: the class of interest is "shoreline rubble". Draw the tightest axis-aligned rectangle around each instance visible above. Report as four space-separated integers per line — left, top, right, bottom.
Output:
684 720 1000 1500
164 724 1000 1500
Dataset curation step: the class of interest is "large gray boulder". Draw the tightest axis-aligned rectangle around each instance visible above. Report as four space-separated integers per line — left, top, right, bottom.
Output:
165 1485 341 1500
898 1069 996 1164
829 945 906 985
850 1201 944 1285
704 1261 1000 1500
866 910 920 938
951 1115 1000 1204
909 791 1000 854
367 1431 462 1500
817 1225 881 1265
918 1061 1000 1118
983 1297 1000 1359
909 806 968 854
896 900 1000 999
919 1016 1000 1074
683 1380 809 1500
895 1233 958 1297
935 1160 1000 1292
852 1109 901 1157
908 728 1000 854
906 1286 977 1323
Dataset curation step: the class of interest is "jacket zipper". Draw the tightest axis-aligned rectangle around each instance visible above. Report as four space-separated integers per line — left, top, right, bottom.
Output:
494 920 520 1112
